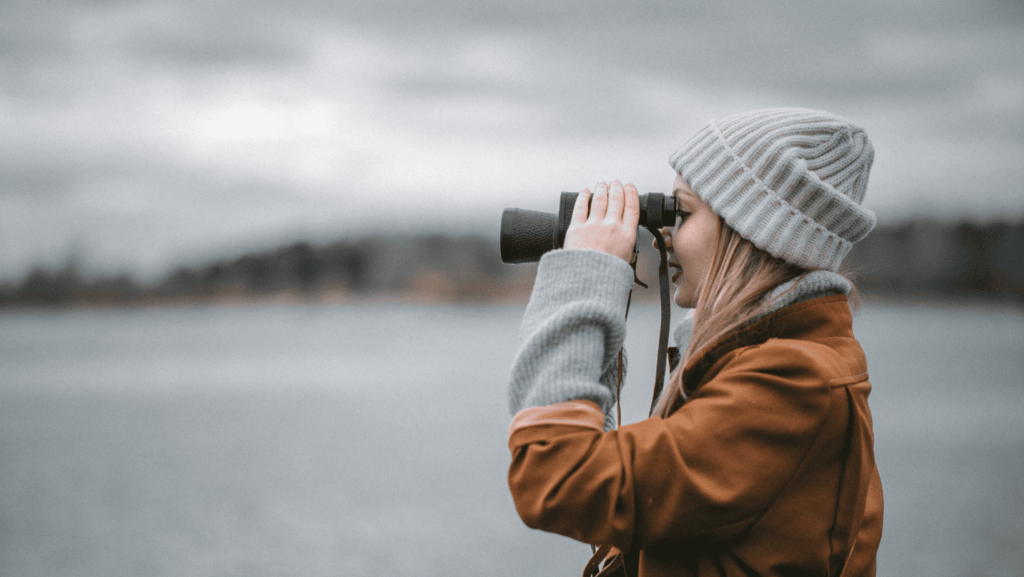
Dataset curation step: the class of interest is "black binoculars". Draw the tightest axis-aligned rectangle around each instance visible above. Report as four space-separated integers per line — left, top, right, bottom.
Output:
500 192 676 263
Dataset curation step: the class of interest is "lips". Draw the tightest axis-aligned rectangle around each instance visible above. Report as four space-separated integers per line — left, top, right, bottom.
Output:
669 261 683 282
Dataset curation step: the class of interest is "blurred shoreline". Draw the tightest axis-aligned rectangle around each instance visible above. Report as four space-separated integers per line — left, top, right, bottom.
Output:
2 217 1021 310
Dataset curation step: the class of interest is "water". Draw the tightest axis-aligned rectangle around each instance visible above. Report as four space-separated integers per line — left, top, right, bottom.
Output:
1 300 1022 576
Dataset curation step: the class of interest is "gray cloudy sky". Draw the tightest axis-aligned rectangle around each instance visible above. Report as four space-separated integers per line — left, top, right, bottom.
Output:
2 0 1023 280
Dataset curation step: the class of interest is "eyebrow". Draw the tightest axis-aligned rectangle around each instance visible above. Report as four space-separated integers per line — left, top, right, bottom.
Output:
672 186 696 205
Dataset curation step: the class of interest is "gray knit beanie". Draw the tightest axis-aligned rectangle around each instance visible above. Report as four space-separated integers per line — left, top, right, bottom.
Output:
669 108 876 272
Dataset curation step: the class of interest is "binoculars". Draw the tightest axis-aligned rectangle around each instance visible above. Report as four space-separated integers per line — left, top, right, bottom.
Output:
500 192 677 263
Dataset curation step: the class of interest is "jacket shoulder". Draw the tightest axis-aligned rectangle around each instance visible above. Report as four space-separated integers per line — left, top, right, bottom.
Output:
734 337 864 387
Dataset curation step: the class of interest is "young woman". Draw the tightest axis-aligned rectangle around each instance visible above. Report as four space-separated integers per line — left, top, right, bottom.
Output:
506 108 883 576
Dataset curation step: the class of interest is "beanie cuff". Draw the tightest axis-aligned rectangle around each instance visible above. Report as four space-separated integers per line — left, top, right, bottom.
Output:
669 121 876 272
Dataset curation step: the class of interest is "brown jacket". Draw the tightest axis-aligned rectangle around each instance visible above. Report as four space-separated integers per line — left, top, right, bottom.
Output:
508 295 883 576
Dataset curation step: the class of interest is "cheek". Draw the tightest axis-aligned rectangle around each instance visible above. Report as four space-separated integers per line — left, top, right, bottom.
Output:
673 228 714 284
673 234 698 267
688 219 719 270
693 241 715 272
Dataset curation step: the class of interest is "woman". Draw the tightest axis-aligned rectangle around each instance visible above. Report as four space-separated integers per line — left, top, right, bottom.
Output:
506 108 883 576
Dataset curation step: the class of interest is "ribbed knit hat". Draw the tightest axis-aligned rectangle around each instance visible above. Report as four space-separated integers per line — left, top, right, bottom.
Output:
669 108 876 272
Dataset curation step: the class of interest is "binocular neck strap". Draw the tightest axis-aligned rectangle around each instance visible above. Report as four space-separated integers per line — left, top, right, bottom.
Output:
647 228 671 417
591 229 672 564
615 229 672 427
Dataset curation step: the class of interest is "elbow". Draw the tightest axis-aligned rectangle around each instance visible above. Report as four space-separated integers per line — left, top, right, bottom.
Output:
510 480 582 534
508 442 631 547
513 496 546 530
508 446 584 533
507 449 599 536
506 422 619 539
509 458 627 546
508 459 555 530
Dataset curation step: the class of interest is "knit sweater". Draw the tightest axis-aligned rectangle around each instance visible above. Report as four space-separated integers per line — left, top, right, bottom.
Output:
508 248 852 429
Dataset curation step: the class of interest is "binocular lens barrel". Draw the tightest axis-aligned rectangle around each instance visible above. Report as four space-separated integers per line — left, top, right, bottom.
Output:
499 208 558 264
500 192 675 264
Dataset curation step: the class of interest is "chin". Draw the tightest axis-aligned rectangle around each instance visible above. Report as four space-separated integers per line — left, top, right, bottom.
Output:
673 286 695 308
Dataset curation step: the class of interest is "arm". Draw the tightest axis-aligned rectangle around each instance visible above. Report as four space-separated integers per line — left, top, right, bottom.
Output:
507 248 635 425
508 180 640 426
508 342 833 550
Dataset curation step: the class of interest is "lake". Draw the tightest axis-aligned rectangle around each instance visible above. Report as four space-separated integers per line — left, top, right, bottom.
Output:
1 299 1022 576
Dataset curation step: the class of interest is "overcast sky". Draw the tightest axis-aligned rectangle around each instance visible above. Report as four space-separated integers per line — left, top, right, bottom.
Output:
2 0 1022 280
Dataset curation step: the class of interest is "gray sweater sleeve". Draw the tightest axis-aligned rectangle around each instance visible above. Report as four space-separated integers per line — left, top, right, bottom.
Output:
507 249 635 429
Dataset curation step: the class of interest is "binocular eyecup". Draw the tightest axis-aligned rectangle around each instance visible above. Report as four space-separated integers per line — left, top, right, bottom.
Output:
500 192 675 264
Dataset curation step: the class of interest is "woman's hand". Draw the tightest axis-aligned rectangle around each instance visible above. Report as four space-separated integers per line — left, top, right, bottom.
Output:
563 180 641 263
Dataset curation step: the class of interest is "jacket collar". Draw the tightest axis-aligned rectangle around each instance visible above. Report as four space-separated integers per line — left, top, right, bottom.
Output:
671 271 852 356
679 295 858 398
674 271 857 397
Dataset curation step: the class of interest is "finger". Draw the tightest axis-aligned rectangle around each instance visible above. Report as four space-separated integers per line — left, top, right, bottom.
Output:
590 182 609 219
572 188 591 224
623 183 640 228
606 180 625 221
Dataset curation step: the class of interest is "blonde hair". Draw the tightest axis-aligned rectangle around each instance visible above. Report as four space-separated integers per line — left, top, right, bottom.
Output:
652 217 822 417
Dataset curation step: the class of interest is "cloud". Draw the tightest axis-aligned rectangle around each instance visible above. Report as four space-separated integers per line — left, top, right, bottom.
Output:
0 0 1022 279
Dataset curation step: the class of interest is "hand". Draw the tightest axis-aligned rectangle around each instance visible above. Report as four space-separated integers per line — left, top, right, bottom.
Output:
563 181 640 263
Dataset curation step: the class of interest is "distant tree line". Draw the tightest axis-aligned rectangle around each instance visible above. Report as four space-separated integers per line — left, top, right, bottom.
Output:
0 235 535 307
843 218 1023 301
1 219 1021 308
